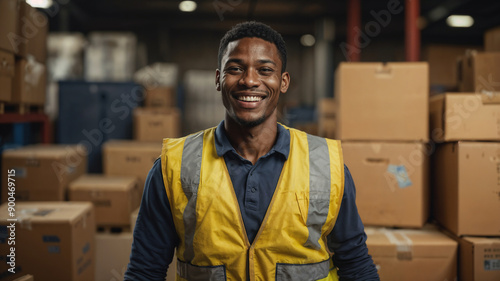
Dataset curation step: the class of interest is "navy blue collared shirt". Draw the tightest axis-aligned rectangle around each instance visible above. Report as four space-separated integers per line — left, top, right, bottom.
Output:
125 121 379 281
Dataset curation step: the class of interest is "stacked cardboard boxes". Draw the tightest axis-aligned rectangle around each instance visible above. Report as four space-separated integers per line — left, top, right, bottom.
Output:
430 45 500 280
335 62 430 228
333 62 451 280
0 0 48 112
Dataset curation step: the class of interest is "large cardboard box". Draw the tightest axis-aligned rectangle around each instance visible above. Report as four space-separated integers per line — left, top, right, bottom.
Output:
1 144 87 202
429 92 500 142
366 226 457 281
103 140 161 190
0 0 19 53
459 236 500 281
14 1 48 62
335 62 429 141
12 59 47 105
95 232 133 281
0 202 95 281
485 26 500 52
133 107 181 141
422 44 481 89
318 98 336 139
144 86 176 108
95 232 176 281
0 50 14 102
458 51 500 93
69 175 141 227
342 142 429 228
433 142 500 237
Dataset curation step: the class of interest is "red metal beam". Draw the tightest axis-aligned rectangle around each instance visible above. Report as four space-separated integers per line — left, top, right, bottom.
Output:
347 0 361 62
405 0 420 61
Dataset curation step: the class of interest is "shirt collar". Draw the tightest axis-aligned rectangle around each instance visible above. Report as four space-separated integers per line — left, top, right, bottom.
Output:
214 120 290 160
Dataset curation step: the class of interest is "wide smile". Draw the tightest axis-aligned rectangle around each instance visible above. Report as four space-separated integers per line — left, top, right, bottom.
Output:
235 95 265 102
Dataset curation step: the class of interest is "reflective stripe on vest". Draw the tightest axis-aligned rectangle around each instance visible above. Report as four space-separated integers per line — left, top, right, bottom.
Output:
305 134 331 250
180 131 204 262
178 130 335 280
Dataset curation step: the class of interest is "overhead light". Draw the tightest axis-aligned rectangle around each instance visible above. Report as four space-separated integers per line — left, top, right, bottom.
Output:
179 1 197 12
300 34 315 47
26 0 53 8
446 15 474 28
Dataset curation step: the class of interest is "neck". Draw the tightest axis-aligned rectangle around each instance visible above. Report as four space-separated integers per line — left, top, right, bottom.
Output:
224 116 278 165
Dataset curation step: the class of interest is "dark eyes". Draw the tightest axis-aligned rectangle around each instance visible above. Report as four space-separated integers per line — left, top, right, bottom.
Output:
225 66 275 74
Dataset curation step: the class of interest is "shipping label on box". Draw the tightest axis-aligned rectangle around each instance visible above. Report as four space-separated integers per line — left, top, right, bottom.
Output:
69 175 141 226
433 142 500 237
459 236 500 281
430 92 500 141
366 226 457 281
103 140 161 190
342 142 429 228
1 144 87 202
335 62 429 141
0 202 95 281
133 107 181 141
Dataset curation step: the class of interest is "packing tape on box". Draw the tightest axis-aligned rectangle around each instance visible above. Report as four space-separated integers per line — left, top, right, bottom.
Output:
17 208 57 230
381 229 413 261
481 91 500 104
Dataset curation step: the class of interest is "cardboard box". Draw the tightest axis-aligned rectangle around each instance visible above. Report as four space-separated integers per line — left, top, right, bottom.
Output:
130 207 139 231
365 226 457 281
144 87 176 108
0 202 95 281
459 236 500 281
12 58 47 105
485 26 500 52
422 44 481 89
12 275 34 281
458 51 500 93
95 232 133 281
429 93 500 142
0 0 19 53
433 142 500 237
103 140 161 190
133 107 181 141
1 144 87 202
317 98 336 138
0 49 14 102
342 142 429 228
14 1 48 62
335 62 429 141
69 175 141 227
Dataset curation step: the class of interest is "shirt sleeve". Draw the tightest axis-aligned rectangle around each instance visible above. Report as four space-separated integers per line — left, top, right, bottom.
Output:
124 158 179 281
327 164 380 281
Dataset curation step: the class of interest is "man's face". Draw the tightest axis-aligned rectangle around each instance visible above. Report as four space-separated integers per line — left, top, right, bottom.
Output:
216 37 290 128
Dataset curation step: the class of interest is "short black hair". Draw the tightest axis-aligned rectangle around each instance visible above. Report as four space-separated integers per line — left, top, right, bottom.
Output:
218 21 287 73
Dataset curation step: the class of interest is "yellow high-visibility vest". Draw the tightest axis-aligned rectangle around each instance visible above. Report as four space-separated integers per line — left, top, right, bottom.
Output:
161 126 344 281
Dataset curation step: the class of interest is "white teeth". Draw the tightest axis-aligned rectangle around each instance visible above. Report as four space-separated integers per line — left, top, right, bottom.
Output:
238 96 262 102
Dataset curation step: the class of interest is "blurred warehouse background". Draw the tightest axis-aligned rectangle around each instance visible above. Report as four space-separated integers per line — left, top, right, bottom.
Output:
1 0 500 280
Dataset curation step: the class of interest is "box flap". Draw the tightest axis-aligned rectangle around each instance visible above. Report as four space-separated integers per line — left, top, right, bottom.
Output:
366 226 457 260
70 174 138 191
0 202 93 226
2 144 85 159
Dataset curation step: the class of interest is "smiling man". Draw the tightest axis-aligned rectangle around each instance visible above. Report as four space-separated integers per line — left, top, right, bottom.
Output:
124 21 379 281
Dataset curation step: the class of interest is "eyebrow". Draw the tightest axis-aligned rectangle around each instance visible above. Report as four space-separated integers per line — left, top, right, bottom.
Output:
224 58 277 67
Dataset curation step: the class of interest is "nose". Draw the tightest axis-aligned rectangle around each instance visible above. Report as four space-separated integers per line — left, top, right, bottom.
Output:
239 68 260 88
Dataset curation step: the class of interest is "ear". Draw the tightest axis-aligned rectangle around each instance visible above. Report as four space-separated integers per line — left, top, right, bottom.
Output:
280 72 290 93
215 69 221 91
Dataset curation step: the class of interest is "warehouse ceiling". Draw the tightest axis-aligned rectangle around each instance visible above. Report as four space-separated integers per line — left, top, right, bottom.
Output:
48 0 500 45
